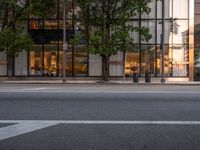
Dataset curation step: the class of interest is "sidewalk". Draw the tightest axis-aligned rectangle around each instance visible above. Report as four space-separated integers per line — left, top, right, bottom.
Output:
1 78 200 85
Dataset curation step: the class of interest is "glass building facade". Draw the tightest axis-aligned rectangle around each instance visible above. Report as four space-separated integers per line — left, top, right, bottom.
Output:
0 0 197 80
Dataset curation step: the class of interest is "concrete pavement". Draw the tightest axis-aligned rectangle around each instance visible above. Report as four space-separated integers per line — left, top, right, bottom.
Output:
1 77 200 85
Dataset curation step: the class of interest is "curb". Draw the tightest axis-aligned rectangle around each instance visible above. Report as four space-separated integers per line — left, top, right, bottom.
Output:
1 81 200 86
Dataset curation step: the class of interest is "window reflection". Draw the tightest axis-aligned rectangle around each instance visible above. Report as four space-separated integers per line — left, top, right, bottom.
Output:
157 45 189 77
25 0 191 78
59 0 73 19
141 45 156 75
44 45 58 77
59 45 73 76
0 52 7 76
29 20 43 29
74 46 88 76
29 45 43 76
44 20 58 29
125 46 140 76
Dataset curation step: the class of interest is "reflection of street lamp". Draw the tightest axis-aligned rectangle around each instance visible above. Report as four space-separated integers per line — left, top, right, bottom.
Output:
63 0 67 82
161 0 165 83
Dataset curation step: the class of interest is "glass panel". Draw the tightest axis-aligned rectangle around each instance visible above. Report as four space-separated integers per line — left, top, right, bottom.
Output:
47 0 58 19
141 21 156 44
74 0 82 20
74 46 88 76
141 45 156 75
89 54 102 76
172 20 189 44
157 21 172 44
29 0 57 19
194 0 200 80
29 20 43 29
0 52 7 76
15 50 28 76
59 45 72 77
141 0 156 19
44 45 58 77
126 21 139 44
156 45 189 77
29 45 43 76
172 45 189 76
173 0 188 19
125 45 140 76
44 20 58 29
157 0 172 19
59 0 73 19
109 51 124 76
156 45 171 76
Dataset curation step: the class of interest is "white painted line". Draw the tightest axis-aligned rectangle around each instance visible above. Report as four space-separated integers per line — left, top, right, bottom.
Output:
0 121 59 141
0 90 200 94
1 120 200 125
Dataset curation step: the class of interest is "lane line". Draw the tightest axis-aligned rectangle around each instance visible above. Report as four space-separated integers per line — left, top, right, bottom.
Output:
1 120 200 125
0 121 59 141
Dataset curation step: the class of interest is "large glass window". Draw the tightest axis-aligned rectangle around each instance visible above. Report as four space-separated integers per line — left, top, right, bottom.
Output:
59 45 73 77
141 45 156 75
89 54 102 76
127 21 140 44
0 52 7 76
74 46 88 76
109 51 124 76
194 0 200 80
44 45 58 77
125 46 140 76
24 0 191 78
157 0 172 19
29 45 43 76
172 20 189 44
157 45 172 76
141 21 156 44
59 0 73 19
173 0 189 19
141 0 156 19
156 45 189 77
15 51 28 76
171 45 189 77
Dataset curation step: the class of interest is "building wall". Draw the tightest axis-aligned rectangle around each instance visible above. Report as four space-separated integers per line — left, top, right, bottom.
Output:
0 0 195 79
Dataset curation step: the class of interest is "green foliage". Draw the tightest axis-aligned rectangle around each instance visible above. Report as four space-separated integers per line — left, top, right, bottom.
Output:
0 29 33 56
76 0 152 57
0 0 56 56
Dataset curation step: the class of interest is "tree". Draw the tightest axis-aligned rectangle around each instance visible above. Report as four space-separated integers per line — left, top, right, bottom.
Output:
0 0 55 76
76 0 152 81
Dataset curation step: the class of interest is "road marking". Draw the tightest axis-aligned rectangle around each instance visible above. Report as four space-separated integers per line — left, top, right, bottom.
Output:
2 120 200 125
0 90 200 94
1 120 200 141
0 121 58 141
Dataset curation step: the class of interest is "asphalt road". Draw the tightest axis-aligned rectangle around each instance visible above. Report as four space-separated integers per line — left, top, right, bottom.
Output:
0 84 200 150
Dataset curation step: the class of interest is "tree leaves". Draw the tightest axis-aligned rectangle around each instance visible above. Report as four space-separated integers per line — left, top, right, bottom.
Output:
77 0 152 57
0 29 33 56
0 0 55 56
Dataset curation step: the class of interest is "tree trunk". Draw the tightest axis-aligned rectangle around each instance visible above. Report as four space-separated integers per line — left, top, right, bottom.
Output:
102 55 109 81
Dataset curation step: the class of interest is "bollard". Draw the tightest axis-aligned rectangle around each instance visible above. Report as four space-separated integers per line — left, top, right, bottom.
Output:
133 73 139 83
145 71 151 83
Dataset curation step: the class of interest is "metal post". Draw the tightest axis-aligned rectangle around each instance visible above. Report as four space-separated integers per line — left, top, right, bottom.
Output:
161 0 165 83
63 0 67 83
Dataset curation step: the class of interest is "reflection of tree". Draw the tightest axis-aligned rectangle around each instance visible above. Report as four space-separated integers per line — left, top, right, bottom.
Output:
194 23 200 80
169 18 180 34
